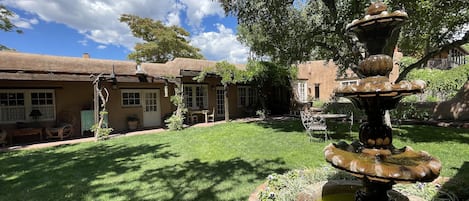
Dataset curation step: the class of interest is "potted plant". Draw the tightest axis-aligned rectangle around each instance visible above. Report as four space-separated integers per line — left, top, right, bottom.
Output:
127 115 139 130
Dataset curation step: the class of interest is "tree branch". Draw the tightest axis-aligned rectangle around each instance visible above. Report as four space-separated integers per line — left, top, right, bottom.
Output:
321 0 337 21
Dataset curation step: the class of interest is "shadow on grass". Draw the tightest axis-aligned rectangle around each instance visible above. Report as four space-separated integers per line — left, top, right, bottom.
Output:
394 125 469 144
251 117 311 133
135 157 288 201
435 161 469 200
0 142 289 201
0 143 179 200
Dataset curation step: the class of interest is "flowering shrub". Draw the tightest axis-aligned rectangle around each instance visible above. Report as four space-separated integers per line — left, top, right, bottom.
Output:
257 166 457 201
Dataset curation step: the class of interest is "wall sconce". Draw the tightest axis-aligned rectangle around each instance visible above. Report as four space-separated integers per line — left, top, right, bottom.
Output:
164 84 169 97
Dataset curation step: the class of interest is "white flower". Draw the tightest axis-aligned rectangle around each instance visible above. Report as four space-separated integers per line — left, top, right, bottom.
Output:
267 175 275 180
269 192 276 198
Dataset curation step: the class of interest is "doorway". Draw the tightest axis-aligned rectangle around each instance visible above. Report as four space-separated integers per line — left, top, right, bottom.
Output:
142 89 161 127
216 87 225 117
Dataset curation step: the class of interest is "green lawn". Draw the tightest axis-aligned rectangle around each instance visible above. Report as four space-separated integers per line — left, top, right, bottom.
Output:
0 119 468 201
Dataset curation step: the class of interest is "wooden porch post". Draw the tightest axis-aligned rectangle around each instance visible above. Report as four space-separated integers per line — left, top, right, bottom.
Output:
93 79 100 139
224 84 230 122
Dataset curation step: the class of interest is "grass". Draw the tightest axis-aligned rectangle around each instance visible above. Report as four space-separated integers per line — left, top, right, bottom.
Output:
0 119 468 201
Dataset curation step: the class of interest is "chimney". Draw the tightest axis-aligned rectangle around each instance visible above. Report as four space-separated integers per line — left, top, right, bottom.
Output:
82 53 90 59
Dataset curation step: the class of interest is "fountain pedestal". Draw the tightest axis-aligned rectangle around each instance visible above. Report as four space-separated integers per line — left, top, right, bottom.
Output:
324 2 441 201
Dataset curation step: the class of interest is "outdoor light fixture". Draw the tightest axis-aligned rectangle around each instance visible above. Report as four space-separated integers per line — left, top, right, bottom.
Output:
135 64 148 82
164 85 169 97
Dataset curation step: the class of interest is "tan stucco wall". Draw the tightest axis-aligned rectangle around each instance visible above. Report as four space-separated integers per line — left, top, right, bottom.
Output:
0 80 174 136
180 76 246 120
105 82 172 131
296 53 401 102
433 80 469 121
0 80 93 136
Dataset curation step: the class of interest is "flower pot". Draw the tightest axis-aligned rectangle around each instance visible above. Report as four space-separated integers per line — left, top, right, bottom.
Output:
128 120 138 130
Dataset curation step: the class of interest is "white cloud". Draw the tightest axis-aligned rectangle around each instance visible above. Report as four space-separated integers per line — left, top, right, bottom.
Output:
191 24 249 64
180 0 224 29
97 45 107 49
1 0 238 61
9 14 38 29
78 39 88 46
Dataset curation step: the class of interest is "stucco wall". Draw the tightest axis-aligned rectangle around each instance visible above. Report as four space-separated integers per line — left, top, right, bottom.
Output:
0 80 175 136
433 80 469 121
0 80 92 136
296 52 401 102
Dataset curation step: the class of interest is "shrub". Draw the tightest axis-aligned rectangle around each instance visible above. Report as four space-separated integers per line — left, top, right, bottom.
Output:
164 114 185 131
91 111 113 140
258 166 457 201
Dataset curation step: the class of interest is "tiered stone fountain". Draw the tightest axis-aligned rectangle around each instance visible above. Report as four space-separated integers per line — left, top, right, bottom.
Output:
324 2 441 201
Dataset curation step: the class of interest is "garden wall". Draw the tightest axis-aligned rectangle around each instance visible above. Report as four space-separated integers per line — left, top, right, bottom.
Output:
433 80 469 121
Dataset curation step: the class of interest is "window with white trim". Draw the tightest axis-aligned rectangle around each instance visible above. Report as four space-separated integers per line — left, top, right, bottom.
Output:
184 84 208 109
340 80 358 86
297 81 308 103
121 91 141 106
237 86 257 107
0 89 55 123
31 91 55 120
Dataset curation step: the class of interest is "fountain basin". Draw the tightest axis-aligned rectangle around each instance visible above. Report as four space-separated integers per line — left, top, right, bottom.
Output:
297 180 425 201
324 143 441 183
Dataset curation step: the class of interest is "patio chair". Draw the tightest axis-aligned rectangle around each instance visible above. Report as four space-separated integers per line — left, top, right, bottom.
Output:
207 108 215 123
343 112 354 134
0 128 7 147
45 123 73 140
190 114 199 124
300 111 329 142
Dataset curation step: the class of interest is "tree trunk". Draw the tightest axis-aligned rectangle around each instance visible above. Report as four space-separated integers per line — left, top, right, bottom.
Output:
224 84 230 122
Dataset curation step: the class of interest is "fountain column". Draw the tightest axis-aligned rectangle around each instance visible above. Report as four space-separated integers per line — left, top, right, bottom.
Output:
324 2 441 201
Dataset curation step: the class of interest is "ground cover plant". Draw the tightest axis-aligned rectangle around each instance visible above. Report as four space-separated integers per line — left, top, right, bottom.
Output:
0 119 468 200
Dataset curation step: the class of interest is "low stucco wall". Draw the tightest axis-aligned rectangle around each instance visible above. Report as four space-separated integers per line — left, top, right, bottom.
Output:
433 81 469 121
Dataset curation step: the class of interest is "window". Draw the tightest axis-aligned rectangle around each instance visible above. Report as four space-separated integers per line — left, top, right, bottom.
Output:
238 86 257 107
297 81 308 102
183 84 208 109
314 84 320 99
0 89 55 123
31 91 55 120
122 91 141 106
341 80 358 86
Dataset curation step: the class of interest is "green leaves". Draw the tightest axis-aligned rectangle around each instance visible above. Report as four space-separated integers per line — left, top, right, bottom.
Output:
120 14 203 63
219 0 469 80
0 5 22 33
407 63 469 100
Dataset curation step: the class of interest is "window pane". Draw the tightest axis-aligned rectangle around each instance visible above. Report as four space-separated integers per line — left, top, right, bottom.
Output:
122 92 141 106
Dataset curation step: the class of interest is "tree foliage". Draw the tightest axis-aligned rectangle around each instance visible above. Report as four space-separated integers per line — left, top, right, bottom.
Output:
407 63 469 101
1 5 22 50
219 0 469 81
120 14 203 63
0 5 21 33
195 60 295 119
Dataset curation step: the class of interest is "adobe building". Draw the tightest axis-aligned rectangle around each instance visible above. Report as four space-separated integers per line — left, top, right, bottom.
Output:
0 51 255 143
294 52 402 103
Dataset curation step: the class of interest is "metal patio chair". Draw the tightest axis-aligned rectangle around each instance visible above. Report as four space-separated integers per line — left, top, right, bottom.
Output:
300 111 329 141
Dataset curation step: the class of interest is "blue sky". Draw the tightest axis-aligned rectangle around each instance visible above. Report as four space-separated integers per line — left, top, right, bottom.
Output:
0 0 249 63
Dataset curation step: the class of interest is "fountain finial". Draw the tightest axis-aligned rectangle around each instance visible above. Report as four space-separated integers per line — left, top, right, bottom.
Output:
366 1 388 15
